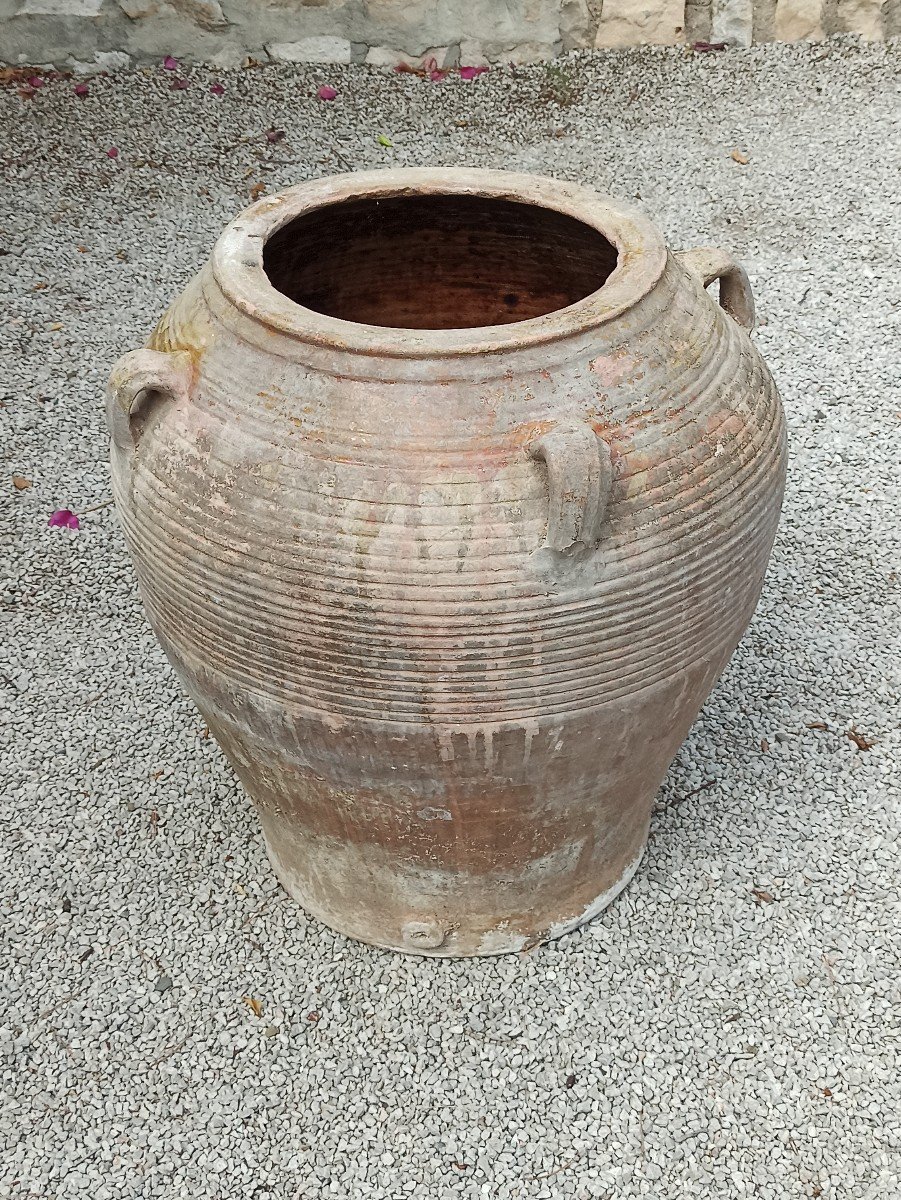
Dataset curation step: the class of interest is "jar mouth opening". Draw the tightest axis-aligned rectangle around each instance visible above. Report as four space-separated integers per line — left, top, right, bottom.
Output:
262 193 620 331
212 169 667 359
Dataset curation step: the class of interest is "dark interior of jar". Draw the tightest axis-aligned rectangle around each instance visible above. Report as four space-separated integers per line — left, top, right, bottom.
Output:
262 194 619 330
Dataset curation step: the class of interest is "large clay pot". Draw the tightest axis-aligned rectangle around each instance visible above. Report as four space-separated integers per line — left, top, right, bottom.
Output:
108 169 786 956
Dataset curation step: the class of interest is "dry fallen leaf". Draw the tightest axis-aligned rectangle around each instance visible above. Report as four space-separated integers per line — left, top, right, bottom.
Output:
13 475 31 490
752 888 774 904
806 721 829 731
49 322 63 331
0 66 38 85
243 995 263 1017
846 728 876 751
731 149 750 164
249 181 266 200
760 738 770 753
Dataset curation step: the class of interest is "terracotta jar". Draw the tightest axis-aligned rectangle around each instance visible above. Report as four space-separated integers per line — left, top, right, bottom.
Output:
108 169 786 956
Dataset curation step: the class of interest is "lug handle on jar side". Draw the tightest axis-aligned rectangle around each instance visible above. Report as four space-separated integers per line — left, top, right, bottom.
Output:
107 348 194 451
677 247 755 331
528 421 613 553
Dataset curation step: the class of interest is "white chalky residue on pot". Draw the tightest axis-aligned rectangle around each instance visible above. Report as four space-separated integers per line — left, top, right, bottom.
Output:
2 43 899 1200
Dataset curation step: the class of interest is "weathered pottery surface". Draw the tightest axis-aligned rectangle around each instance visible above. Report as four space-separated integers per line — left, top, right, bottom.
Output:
107 168 787 956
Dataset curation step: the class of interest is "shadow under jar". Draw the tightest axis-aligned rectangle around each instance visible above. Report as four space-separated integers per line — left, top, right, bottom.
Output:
107 169 786 956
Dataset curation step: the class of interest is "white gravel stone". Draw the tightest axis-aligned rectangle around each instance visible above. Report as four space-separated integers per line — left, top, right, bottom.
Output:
0 40 899 1200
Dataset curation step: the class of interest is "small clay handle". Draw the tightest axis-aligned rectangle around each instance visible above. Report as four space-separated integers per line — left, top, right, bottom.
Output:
677 247 755 331
107 349 194 451
528 421 613 553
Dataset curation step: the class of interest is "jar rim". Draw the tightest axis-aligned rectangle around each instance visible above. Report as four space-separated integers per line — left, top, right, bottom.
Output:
211 168 667 360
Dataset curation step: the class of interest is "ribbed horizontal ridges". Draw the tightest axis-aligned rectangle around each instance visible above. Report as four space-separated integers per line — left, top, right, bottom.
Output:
117 260 785 727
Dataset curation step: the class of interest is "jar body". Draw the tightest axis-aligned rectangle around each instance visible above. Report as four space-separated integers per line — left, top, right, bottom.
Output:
109 173 786 955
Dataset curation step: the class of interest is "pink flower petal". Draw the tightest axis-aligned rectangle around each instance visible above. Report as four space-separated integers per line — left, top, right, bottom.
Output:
48 508 80 530
459 65 488 81
210 81 224 95
107 146 119 158
28 76 45 89
163 55 178 70
429 69 447 82
74 82 89 97
316 85 337 101
170 77 189 90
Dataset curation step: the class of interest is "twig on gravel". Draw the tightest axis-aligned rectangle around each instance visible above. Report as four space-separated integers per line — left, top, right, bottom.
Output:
38 991 86 1020
664 779 716 809
330 145 354 171
150 1039 187 1067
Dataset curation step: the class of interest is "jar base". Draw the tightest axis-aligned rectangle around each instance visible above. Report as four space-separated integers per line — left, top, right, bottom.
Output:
263 833 648 959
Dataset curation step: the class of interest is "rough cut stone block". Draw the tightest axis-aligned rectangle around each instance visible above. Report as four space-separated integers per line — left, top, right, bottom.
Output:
210 45 248 68
837 0 883 36
560 0 597 48
170 0 229 30
20 0 103 13
364 44 450 67
504 40 561 62
95 49 133 68
774 0 825 38
364 0 433 22
459 37 490 64
118 0 158 18
711 0 753 43
684 0 713 41
267 35 353 62
595 0 686 46
69 49 132 71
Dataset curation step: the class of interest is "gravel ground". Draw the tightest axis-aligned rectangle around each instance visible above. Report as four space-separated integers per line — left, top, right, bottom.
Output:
2 39 900 1200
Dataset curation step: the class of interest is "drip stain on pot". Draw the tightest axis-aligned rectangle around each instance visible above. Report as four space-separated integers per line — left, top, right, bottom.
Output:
109 171 786 957
262 194 618 330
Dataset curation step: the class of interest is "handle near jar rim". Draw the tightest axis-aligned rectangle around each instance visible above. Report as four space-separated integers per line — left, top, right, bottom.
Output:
677 247 755 332
528 422 614 554
106 348 194 451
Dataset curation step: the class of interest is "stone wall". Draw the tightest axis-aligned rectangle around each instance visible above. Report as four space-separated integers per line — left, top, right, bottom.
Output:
1 0 897 71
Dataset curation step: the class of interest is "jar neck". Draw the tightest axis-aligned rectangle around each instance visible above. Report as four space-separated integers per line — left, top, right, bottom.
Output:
209 169 668 378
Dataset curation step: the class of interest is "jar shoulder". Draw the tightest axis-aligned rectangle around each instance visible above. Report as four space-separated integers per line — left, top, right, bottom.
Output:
143 255 780 457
